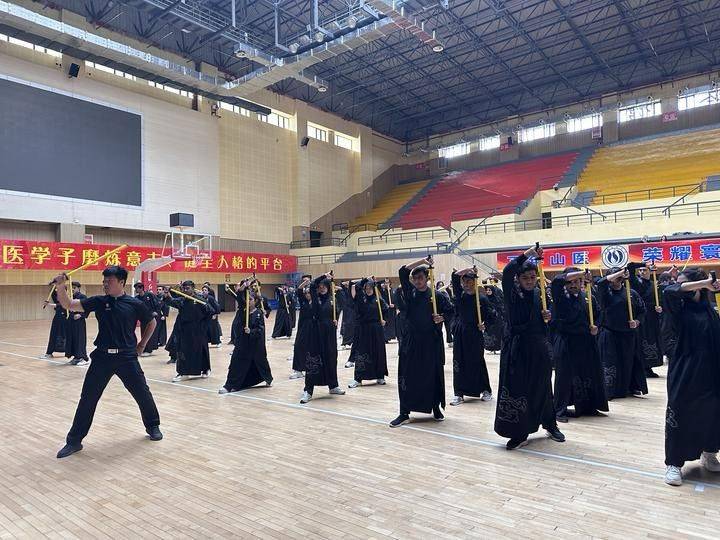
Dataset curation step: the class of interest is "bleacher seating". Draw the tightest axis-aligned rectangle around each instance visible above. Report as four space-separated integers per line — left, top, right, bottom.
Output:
397 152 580 229
578 128 720 204
350 180 428 228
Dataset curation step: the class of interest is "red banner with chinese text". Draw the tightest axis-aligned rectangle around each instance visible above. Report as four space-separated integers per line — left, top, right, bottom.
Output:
0 239 296 273
628 239 720 266
496 246 603 271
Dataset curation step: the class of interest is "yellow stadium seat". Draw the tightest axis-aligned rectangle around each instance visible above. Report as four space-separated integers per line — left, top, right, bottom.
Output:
350 181 428 228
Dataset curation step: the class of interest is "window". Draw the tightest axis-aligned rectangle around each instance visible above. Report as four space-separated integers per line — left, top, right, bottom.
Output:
478 135 500 151
439 142 469 159
259 112 290 129
566 113 603 133
86 61 137 81
334 133 353 150
8 36 33 49
678 88 720 111
1 34 61 57
518 123 556 143
617 101 661 123
307 124 328 142
147 80 192 97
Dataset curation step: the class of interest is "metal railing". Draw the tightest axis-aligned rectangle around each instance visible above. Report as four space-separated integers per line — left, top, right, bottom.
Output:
569 183 703 206
661 181 707 215
463 199 720 237
294 253 345 265
290 237 346 249
357 227 451 246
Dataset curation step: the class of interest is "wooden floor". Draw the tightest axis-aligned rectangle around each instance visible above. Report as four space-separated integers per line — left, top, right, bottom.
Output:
1 312 719 539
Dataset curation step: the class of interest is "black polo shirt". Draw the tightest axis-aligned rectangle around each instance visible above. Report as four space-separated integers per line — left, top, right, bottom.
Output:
80 294 153 350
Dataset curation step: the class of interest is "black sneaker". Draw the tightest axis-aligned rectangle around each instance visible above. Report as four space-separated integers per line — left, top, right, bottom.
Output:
556 410 569 423
389 414 410 428
433 407 445 421
546 427 566 442
506 437 528 450
56 443 83 459
147 426 163 441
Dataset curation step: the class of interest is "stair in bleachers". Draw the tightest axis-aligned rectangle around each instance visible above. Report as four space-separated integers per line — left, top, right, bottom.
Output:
350 180 428 229
384 175 445 228
396 152 580 230
557 146 596 188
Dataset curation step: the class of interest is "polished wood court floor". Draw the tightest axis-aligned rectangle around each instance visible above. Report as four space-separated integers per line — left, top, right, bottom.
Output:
1 312 719 539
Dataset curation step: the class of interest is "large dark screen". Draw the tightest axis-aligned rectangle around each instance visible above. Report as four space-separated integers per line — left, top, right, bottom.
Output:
0 78 142 206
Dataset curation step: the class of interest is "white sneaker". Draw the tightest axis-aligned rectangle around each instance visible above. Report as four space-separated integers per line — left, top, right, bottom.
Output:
481 391 493 402
665 465 682 486
300 391 312 404
701 452 720 472
76 359 90 367
329 387 346 395
40 354 53 359
376 378 386 385
172 374 188 383
218 387 230 394
348 380 360 388
201 371 210 379
344 361 354 368
265 381 272 387
141 352 151 357
450 395 464 406
289 370 303 379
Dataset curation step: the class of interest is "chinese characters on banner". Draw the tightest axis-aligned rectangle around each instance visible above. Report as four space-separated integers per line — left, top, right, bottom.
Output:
0 240 297 273
496 238 720 271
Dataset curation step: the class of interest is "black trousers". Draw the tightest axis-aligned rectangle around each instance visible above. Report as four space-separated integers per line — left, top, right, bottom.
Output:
66 351 160 445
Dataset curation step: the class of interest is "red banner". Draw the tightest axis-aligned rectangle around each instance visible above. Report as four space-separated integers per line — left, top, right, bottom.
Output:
497 246 603 271
0 239 296 273
497 237 720 271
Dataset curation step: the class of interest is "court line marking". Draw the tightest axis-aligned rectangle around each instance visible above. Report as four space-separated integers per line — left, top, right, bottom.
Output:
2 346 718 491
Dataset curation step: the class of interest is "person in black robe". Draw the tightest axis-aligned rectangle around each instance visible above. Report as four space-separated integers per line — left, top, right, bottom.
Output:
42 290 68 358
629 263 664 378
290 278 312 379
64 282 90 366
389 257 454 427
164 280 214 381
155 286 170 348
393 284 408 349
596 267 648 400
449 268 495 406
658 271 678 363
134 282 160 357
220 280 273 393
436 281 454 347
348 278 389 388
550 268 609 422
202 282 216 298
381 279 398 343
271 285 294 338
164 283 182 364
482 281 505 354
300 273 346 403
203 285 223 348
663 268 720 486
226 284 243 346
494 245 565 449
288 287 298 329
339 282 357 361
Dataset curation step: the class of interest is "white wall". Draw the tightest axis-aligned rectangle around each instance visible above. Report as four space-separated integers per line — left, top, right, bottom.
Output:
0 52 220 235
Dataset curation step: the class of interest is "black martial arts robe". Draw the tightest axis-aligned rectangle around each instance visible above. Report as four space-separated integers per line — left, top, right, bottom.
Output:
304 277 339 393
350 280 389 382
550 276 608 417
483 285 505 353
494 254 557 440
206 294 222 345
659 283 677 363
223 297 272 391
229 292 243 345
339 285 356 347
628 265 663 369
271 287 293 338
46 292 68 355
382 286 397 342
394 286 408 349
166 294 213 375
137 291 160 354
596 278 648 399
288 289 297 329
663 284 720 466
292 292 313 373
65 292 89 361
396 266 453 414
438 288 454 344
156 295 170 347
450 272 495 398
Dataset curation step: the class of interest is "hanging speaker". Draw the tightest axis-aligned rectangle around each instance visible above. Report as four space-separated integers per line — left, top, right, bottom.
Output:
68 63 80 78
300 136 310 147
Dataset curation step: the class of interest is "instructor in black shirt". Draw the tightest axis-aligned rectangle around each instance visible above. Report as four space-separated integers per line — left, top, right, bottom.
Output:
52 265 163 459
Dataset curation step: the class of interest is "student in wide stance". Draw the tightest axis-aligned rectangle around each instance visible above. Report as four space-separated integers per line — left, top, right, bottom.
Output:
662 268 720 486
51 266 162 459
347 277 388 388
494 245 565 449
